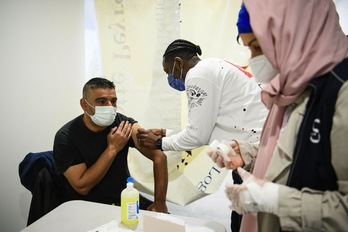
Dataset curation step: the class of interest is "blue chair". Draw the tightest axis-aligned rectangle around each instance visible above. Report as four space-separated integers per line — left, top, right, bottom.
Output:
19 151 65 225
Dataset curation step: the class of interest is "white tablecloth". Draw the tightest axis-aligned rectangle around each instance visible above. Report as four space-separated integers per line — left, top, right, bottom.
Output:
21 200 226 232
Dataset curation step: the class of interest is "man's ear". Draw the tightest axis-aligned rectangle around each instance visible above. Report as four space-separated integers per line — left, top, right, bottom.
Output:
174 56 184 70
80 98 87 111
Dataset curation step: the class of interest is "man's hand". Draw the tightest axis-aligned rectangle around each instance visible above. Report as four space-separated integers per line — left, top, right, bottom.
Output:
136 128 160 150
64 121 132 196
147 201 168 213
207 140 244 170
225 167 279 215
107 121 132 155
147 128 163 137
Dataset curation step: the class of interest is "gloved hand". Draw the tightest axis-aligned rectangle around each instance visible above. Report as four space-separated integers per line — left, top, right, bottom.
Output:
225 167 279 215
207 140 244 170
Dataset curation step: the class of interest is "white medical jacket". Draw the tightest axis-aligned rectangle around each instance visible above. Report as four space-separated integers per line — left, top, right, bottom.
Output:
162 58 268 151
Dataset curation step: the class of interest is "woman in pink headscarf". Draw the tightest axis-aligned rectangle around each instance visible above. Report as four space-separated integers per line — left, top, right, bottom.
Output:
209 0 348 231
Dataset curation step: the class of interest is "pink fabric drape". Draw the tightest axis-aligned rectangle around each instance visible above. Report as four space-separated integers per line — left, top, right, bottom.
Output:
240 0 348 231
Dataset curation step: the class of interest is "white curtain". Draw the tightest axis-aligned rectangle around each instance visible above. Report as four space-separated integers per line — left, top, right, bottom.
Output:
94 0 182 127
93 0 247 128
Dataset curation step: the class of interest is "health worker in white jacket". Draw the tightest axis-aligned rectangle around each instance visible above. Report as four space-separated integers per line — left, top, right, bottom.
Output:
137 39 268 232
137 39 267 151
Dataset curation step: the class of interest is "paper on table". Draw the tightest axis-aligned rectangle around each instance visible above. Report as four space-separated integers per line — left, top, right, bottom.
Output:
186 225 215 232
143 214 215 232
87 220 132 232
143 214 185 232
88 215 215 232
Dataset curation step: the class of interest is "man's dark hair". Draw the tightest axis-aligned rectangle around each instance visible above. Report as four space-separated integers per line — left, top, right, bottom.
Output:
83 77 115 98
163 39 202 62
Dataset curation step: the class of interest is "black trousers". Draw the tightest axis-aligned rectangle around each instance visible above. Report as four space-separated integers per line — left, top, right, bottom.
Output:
231 171 243 232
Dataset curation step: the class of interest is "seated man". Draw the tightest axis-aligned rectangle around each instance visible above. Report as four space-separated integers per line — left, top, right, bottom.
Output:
53 77 168 212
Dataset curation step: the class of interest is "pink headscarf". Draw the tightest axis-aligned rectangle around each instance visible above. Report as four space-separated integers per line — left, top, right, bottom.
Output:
240 0 348 231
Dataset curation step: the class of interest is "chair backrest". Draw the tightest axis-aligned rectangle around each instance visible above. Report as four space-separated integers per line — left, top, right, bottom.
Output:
19 151 65 225
18 151 55 193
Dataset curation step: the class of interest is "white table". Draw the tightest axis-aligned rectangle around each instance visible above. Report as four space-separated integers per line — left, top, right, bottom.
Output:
21 200 226 232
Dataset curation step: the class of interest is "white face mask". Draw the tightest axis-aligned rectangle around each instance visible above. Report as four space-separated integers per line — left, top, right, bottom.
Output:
249 55 279 84
85 100 117 127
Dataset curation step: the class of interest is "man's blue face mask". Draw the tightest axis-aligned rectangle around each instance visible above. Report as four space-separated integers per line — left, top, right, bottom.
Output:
167 61 185 91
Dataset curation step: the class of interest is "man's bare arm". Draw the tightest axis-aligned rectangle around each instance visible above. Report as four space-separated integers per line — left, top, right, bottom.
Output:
132 123 168 213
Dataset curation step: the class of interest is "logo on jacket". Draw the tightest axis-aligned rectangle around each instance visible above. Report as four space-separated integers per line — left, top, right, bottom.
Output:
187 85 208 108
310 118 321 144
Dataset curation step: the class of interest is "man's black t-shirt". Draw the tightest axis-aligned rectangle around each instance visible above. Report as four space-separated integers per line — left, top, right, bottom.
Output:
53 113 136 205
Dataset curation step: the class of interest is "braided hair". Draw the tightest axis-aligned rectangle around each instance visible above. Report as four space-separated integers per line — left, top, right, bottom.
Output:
163 39 202 62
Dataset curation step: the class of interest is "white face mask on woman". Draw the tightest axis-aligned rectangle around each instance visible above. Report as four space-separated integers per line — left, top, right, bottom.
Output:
249 55 279 84
85 99 117 127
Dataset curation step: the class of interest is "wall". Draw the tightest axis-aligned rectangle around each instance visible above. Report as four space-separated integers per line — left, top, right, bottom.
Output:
0 0 347 231
335 0 348 34
0 0 84 231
